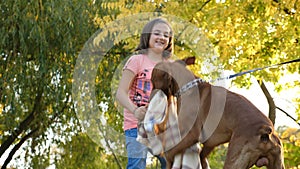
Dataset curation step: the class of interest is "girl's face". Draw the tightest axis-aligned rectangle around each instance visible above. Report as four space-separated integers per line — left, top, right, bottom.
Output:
148 23 171 54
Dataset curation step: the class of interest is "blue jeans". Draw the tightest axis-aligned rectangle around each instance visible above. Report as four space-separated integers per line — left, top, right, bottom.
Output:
125 128 147 169
155 154 167 169
125 128 167 169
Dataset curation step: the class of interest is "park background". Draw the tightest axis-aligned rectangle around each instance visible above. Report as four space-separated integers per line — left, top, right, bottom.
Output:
0 0 299 168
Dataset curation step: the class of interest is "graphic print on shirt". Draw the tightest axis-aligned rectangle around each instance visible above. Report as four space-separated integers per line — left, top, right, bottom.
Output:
133 69 151 107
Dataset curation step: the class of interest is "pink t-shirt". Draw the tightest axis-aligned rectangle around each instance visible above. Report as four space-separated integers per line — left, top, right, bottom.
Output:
123 54 158 131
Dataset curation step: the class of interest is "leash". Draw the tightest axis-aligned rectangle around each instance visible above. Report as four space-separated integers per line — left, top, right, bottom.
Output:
175 58 300 97
212 58 300 82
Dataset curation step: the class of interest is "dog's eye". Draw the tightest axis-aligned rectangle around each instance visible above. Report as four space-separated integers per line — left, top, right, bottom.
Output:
261 134 269 142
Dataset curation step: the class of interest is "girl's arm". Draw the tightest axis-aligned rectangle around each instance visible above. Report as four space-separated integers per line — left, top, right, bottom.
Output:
116 69 146 120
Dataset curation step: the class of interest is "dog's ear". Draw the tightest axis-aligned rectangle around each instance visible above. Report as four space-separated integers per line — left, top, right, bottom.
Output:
163 69 175 96
175 56 196 66
182 56 196 65
169 77 179 96
160 63 178 96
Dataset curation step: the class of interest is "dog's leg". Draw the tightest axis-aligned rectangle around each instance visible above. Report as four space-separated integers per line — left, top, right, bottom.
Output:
166 161 172 169
200 146 214 169
164 135 198 166
171 153 182 169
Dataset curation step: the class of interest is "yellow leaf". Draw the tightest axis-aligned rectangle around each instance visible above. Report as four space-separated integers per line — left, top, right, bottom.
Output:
0 104 3 114
289 135 296 142
296 140 300 146
269 67 278 72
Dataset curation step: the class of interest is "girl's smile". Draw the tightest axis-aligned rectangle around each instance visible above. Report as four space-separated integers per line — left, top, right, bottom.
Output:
149 23 171 54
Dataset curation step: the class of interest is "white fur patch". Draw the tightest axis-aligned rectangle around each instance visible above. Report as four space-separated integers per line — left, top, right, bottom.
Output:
144 90 168 132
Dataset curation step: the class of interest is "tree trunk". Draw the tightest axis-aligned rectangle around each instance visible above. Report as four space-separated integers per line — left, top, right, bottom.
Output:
0 89 43 158
1 129 38 169
257 79 276 125
0 111 34 158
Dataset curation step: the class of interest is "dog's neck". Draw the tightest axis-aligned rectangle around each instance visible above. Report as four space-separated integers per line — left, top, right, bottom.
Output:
174 78 206 97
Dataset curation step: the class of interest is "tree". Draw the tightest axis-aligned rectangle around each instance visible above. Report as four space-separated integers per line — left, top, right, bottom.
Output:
0 0 110 168
54 133 127 169
186 0 300 125
1 0 299 168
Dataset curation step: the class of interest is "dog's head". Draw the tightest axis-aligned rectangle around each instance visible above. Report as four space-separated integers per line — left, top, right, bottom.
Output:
256 125 285 169
151 56 196 97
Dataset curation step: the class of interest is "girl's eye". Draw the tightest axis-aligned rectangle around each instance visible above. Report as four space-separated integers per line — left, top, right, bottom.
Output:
152 32 170 38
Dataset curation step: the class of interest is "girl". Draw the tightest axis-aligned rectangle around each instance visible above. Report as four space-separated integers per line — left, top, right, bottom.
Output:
116 17 174 169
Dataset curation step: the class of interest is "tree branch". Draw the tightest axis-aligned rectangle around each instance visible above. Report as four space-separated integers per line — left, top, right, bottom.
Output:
1 128 38 169
1 94 71 167
0 112 34 158
189 0 212 23
198 0 212 12
257 79 276 125
0 90 43 158
276 106 300 127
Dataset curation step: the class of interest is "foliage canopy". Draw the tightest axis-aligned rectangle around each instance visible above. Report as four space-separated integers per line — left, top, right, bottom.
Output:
0 0 299 168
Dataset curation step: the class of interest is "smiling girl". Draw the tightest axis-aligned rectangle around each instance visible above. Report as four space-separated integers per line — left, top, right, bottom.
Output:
116 18 174 169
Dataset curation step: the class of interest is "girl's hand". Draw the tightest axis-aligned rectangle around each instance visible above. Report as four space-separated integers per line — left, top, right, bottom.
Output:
133 106 147 121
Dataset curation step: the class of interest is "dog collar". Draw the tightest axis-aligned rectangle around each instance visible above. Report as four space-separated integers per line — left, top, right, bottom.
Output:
175 78 205 97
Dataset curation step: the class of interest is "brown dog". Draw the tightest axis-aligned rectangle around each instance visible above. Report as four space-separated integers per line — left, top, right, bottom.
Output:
150 59 285 169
